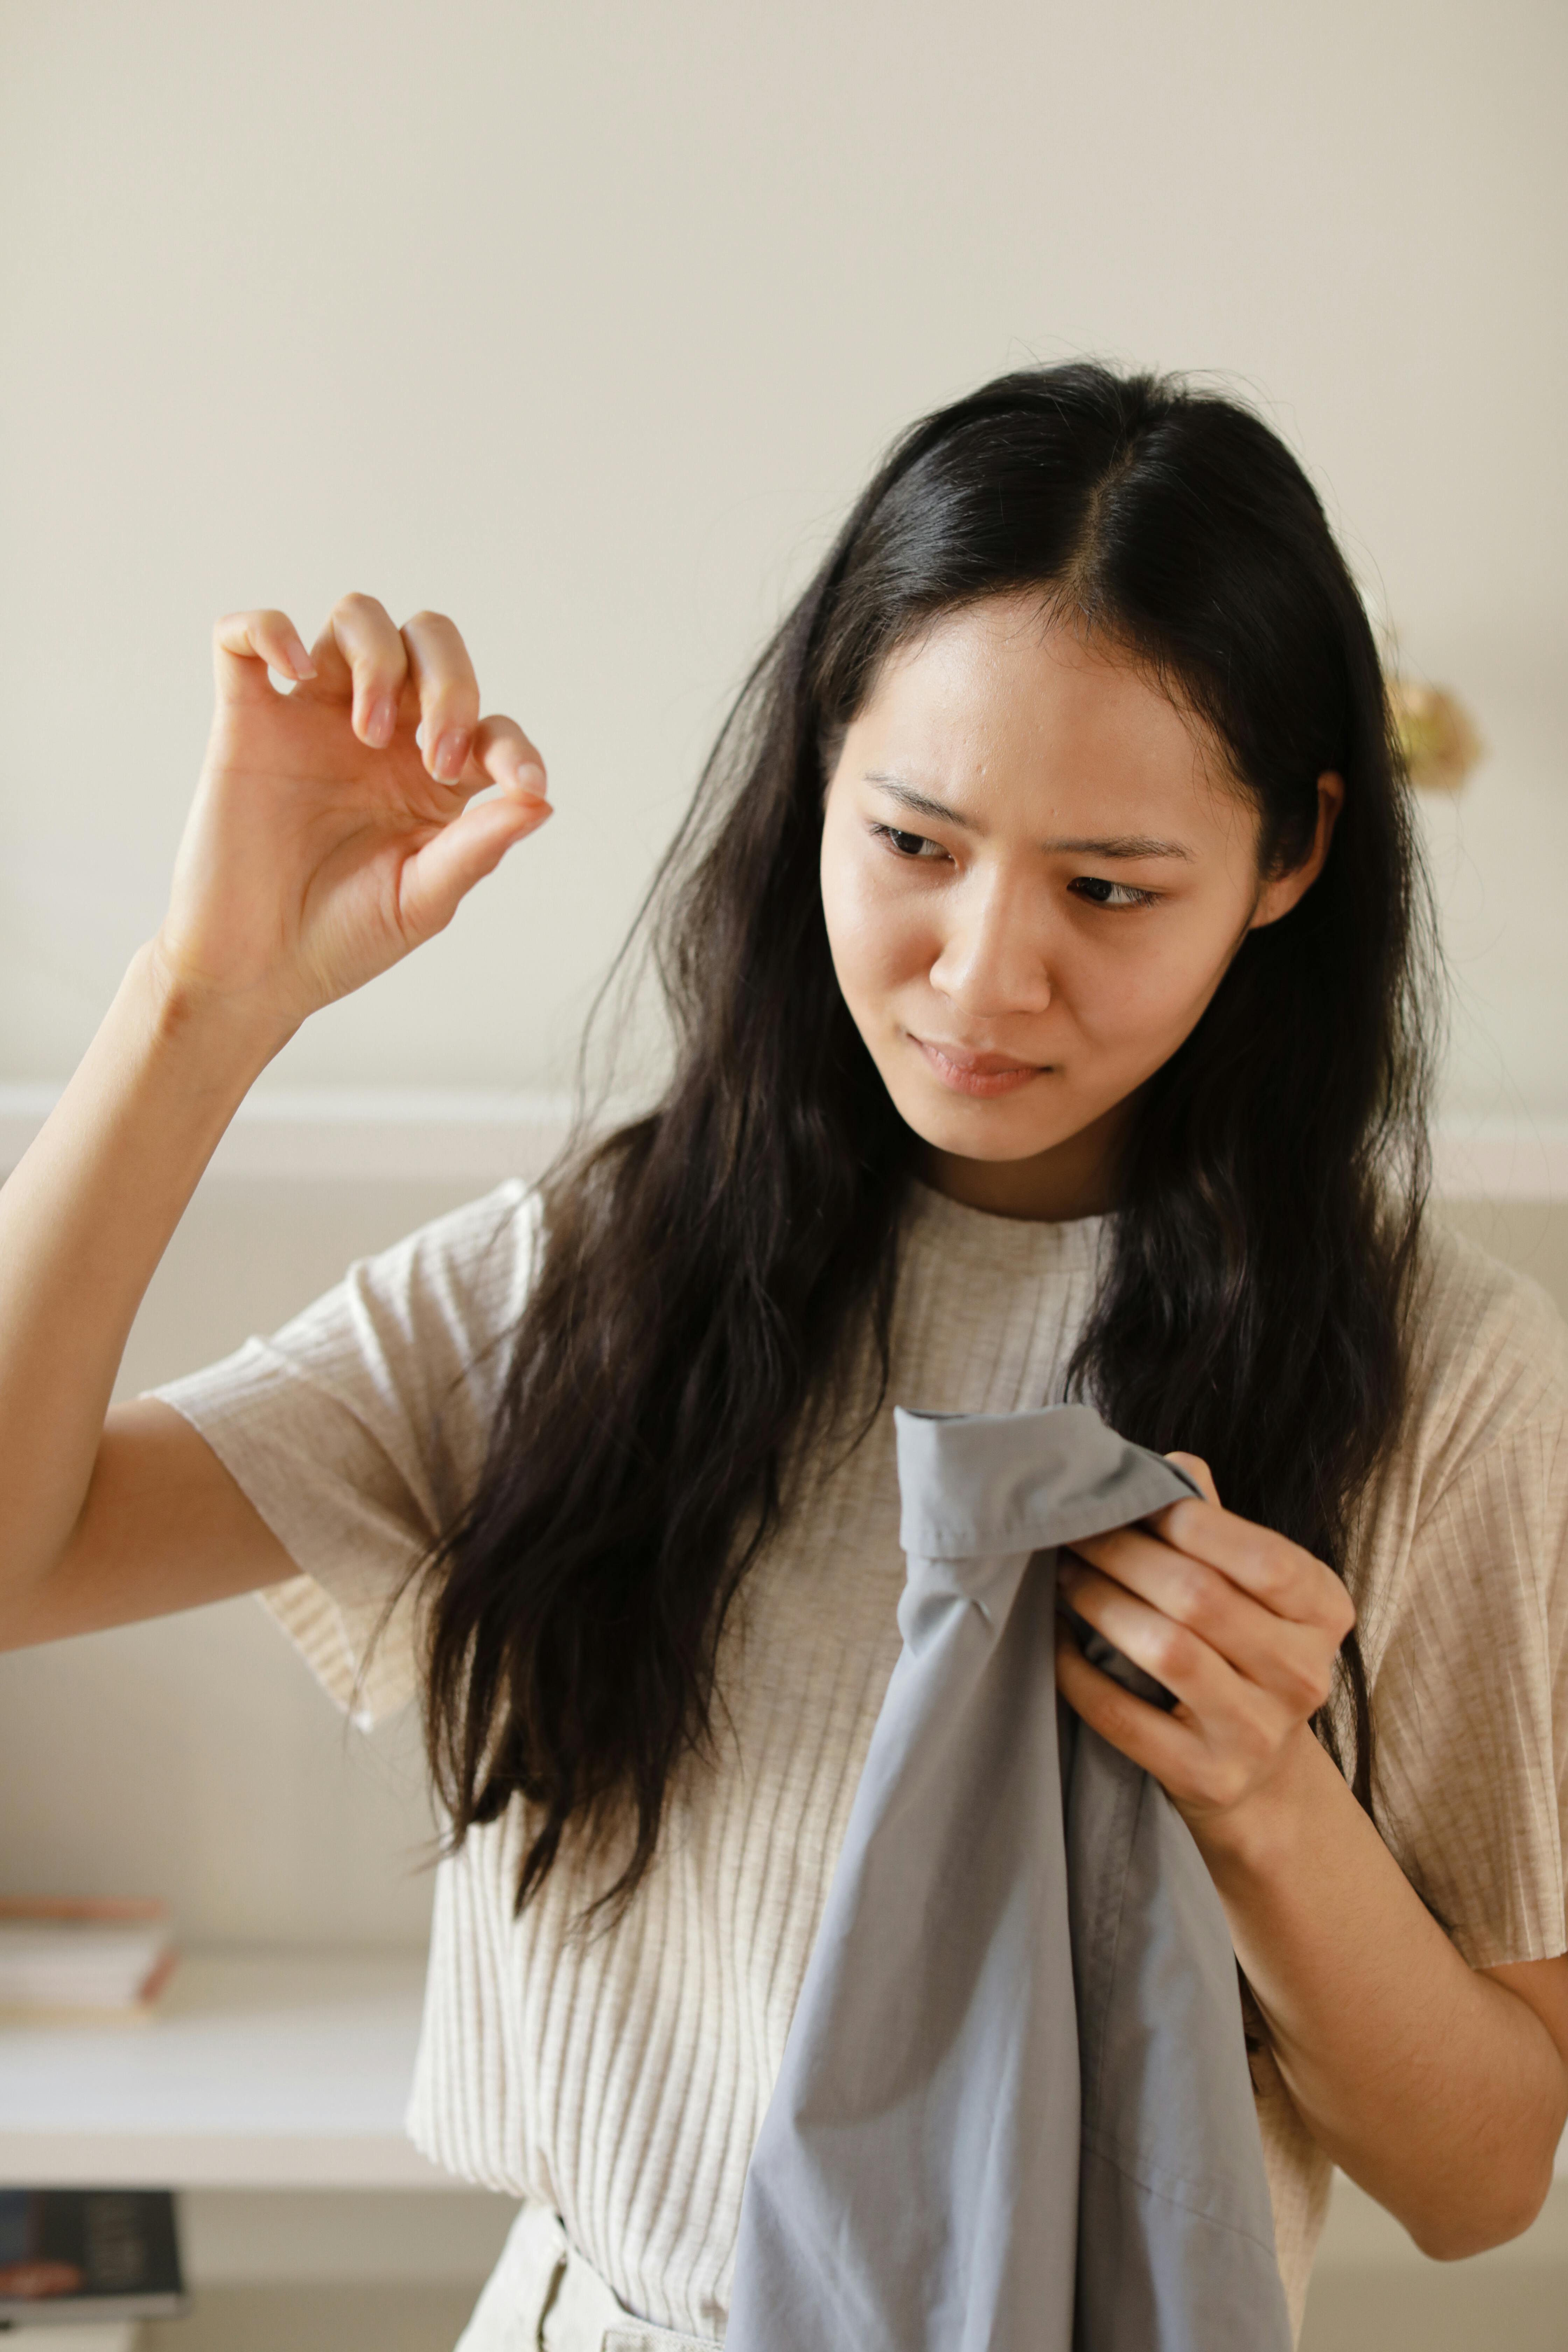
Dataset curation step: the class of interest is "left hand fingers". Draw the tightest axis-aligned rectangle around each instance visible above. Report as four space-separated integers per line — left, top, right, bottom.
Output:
1058 1553 1266 1720
1054 1616 1238 1808
1067 1524 1354 1712
1164 1449 1219 1505
1134 1487 1356 1644
1059 1536 1338 1720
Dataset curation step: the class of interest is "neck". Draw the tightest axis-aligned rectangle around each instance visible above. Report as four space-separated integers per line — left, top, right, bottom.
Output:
917 1096 1133 1221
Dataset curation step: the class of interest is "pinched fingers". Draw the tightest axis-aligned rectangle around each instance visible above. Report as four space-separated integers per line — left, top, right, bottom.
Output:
469 715 550 802
402 610 481 784
223 597 530 797
397 787 553 946
212 610 318 699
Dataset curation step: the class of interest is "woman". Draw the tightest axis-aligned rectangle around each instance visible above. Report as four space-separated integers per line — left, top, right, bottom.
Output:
1 364 1564 2347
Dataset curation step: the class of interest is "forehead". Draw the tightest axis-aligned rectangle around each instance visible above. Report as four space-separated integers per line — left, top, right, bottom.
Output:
850 596 1240 839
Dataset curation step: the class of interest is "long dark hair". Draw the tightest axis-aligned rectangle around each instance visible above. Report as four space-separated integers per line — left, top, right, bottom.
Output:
422 362 1437 1910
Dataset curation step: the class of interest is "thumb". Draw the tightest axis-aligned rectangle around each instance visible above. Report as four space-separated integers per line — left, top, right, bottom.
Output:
397 792 552 943
1165 1449 1220 1506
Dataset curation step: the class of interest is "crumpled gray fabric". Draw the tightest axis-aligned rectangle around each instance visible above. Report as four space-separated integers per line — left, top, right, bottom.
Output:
727 1403 1292 2352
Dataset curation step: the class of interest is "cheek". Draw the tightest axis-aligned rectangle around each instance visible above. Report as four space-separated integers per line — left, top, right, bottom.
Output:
820 839 934 1013
1067 909 1240 1053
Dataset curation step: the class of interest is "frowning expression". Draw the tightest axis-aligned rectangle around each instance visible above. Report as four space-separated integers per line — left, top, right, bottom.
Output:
819 595 1335 1216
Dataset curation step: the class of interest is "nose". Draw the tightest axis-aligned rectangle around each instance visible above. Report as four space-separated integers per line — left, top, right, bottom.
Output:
927 868 1054 1017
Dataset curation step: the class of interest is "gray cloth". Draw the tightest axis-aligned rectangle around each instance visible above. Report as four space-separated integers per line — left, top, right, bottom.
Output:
727 1404 1292 2352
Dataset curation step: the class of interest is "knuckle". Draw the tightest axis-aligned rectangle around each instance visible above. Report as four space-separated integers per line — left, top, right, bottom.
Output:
1150 1621 1197 1683
1170 1560 1217 1630
1239 1531 1279 1586
1310 1580 1356 1644
1282 1655 1331 1714
1258 1572 1293 1618
406 606 451 635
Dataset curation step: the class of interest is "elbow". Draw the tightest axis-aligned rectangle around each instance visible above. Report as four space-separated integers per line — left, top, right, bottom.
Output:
1405 2160 1556 2263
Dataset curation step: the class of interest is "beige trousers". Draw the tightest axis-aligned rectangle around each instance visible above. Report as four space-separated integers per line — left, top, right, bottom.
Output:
455 2203 723 2352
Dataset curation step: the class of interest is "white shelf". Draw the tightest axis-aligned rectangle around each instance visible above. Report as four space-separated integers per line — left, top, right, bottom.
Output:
0 1949 461 2190
2 1086 1565 1197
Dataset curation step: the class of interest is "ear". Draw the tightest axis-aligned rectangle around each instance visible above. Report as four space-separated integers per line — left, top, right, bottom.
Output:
1248 772 1344 930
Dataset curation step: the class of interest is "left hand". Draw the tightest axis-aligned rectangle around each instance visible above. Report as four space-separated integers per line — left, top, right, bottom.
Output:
1053 1455 1358 1838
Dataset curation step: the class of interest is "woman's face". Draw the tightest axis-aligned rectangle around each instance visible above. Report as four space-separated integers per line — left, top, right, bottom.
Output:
820 594 1337 1219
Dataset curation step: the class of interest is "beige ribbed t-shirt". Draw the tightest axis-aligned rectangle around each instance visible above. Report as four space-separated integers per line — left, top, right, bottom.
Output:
154 1178 1568 2343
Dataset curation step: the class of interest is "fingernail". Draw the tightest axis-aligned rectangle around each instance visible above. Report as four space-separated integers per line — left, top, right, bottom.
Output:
288 639 317 679
512 760 548 800
368 696 398 748
415 722 427 751
435 728 470 780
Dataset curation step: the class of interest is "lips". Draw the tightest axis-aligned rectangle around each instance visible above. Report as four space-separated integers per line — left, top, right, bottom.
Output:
910 1035 1047 1098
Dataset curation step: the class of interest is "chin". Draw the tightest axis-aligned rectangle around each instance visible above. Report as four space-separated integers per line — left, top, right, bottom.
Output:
891 1083 1089 1167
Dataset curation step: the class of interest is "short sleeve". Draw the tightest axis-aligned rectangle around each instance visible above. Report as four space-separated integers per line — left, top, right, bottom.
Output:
151 1180 541 1727
1362 1237 1568 1970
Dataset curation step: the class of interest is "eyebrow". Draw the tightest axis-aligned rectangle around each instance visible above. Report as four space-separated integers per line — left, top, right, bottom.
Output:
863 773 1196 863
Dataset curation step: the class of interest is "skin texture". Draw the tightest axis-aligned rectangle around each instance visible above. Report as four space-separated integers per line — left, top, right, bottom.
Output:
820 595 1568 2255
0 590 1562 2260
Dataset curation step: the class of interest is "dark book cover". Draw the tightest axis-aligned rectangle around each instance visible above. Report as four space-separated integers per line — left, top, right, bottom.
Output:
0 2188 187 2325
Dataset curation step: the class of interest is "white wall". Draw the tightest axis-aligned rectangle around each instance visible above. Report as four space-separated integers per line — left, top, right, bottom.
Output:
2 0 1565 1114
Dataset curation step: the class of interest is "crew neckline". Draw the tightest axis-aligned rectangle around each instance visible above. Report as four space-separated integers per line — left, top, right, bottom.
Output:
902 1175 1110 1275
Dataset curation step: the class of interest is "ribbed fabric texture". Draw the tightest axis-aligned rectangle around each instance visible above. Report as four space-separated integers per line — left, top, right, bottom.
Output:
404 1188 1110 2338
153 1178 1568 2347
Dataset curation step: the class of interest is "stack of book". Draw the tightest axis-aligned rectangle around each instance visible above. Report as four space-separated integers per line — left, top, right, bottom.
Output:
0 2186 187 2332
0 1899 177 2022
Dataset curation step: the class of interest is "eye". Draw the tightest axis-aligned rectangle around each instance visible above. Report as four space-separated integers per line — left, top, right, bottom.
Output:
872 823 947 862
1069 875 1162 910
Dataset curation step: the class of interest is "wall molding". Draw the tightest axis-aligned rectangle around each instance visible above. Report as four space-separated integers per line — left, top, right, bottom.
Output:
0 1085 577 1185
1 1084 1565 1199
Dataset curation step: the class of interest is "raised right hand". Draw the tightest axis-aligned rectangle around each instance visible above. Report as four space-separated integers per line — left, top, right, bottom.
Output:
154 595 552 1038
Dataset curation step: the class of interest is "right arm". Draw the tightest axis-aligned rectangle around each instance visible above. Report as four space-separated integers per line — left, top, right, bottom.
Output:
0 596 552 1651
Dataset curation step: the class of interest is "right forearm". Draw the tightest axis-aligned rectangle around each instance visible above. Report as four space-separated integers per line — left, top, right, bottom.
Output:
2 591 547 1635
0 942 290 1605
